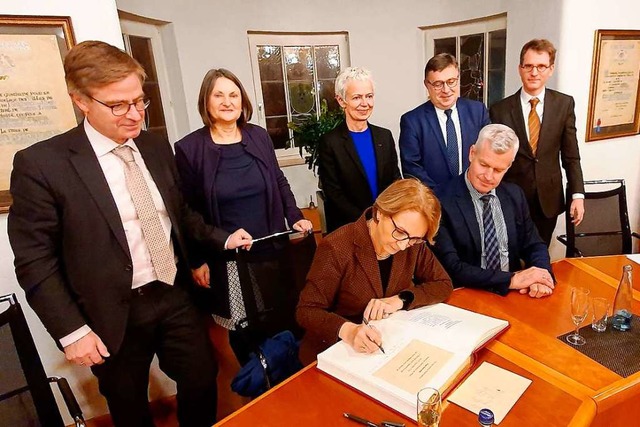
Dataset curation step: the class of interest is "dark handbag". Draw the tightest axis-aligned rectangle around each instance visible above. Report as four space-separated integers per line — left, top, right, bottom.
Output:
230 329 302 397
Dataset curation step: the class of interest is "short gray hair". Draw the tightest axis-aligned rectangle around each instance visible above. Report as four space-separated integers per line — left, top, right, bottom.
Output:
475 124 520 156
334 67 375 100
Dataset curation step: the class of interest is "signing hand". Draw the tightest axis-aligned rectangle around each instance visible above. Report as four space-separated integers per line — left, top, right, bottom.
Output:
292 219 313 233
64 331 110 367
338 322 383 354
570 198 585 226
364 296 404 321
227 228 253 250
191 263 210 288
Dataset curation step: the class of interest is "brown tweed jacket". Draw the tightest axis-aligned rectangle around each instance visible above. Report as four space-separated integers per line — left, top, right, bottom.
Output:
296 209 453 354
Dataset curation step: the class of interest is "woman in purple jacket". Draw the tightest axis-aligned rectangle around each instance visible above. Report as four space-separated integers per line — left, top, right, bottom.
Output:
175 68 312 363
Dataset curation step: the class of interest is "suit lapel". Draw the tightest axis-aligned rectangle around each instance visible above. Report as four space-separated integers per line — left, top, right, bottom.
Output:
496 185 518 260
538 89 558 154
135 135 180 231
509 90 534 159
68 125 130 258
370 124 387 190
338 123 369 184
455 177 482 253
457 100 472 167
425 102 448 164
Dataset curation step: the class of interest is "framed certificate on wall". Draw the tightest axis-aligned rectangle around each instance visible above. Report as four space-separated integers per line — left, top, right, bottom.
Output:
586 29 640 142
0 15 77 212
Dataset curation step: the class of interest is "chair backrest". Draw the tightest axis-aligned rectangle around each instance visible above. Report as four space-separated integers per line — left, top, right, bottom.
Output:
564 179 632 257
0 294 65 427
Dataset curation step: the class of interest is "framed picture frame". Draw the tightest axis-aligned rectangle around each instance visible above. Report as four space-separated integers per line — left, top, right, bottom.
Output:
586 29 640 142
0 15 77 213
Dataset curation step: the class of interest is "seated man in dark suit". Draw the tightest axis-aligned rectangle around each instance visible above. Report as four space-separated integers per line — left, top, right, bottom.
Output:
433 124 554 297
399 53 489 193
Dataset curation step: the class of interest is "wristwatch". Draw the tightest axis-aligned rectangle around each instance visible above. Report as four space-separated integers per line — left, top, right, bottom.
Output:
398 290 414 310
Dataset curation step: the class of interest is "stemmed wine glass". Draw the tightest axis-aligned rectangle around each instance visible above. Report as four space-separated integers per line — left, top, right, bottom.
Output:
567 287 590 346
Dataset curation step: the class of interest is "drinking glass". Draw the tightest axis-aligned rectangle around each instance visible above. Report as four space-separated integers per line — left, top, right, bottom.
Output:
591 297 610 332
567 287 590 345
417 387 441 427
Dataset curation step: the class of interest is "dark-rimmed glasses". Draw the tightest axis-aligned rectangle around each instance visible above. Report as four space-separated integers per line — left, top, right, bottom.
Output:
520 64 551 73
426 77 459 91
390 217 427 245
90 96 150 116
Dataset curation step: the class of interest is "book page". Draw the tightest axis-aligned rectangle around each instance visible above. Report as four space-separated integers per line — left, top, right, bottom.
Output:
391 304 508 352
373 339 454 395
447 362 532 424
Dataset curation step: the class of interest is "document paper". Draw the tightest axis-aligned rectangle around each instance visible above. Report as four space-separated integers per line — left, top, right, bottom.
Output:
447 362 532 424
374 339 454 394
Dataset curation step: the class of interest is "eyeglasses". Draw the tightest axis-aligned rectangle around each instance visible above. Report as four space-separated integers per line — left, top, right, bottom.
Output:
390 217 427 246
520 64 551 73
426 77 459 91
90 96 150 116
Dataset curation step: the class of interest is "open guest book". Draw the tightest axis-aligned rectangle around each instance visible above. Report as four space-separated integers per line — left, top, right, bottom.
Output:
316 303 509 419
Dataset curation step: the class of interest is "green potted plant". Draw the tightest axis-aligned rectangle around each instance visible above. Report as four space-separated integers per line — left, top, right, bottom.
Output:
287 99 344 174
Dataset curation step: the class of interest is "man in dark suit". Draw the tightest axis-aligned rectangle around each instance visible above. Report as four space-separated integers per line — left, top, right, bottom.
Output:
433 124 554 297
8 41 251 427
490 39 585 245
399 53 490 192
319 67 401 232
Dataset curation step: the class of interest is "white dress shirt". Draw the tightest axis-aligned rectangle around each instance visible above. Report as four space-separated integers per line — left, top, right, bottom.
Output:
59 120 174 347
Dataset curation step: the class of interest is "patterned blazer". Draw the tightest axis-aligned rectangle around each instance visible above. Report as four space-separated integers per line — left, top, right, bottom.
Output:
296 209 453 354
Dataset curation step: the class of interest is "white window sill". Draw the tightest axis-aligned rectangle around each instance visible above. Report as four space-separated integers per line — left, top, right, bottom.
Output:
277 157 306 168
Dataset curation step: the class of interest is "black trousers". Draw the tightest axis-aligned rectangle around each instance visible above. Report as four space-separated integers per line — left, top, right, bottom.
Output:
92 282 217 427
528 194 559 247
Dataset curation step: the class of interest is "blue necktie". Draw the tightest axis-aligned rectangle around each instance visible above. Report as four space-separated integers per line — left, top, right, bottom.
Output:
481 195 500 270
444 109 459 176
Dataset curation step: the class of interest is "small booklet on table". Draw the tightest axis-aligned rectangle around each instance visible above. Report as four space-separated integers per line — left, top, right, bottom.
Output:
316 303 509 419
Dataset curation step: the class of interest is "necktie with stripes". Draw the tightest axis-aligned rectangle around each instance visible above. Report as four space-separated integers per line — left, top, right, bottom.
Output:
528 97 540 155
481 194 500 270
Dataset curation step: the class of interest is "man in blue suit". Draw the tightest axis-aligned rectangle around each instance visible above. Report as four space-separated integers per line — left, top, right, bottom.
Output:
399 53 489 192
433 124 554 298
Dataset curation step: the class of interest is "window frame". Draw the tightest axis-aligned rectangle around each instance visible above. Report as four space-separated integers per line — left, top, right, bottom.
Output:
120 19 179 142
422 14 507 106
247 32 350 165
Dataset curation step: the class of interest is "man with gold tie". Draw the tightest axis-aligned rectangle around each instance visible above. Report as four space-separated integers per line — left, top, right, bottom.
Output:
490 39 585 245
8 41 252 427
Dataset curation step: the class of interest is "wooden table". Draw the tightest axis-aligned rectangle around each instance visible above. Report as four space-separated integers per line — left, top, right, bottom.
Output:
216 342 595 427
447 258 640 427
564 255 640 290
216 257 639 427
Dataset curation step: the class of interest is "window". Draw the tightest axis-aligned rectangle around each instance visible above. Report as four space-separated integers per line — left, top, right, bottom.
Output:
248 32 349 164
423 14 506 107
120 19 178 142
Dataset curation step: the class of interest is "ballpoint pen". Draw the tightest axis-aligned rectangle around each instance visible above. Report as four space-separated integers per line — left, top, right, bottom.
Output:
362 317 386 354
344 412 378 427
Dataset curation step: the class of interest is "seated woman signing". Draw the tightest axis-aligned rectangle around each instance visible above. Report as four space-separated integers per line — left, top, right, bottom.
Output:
296 179 453 357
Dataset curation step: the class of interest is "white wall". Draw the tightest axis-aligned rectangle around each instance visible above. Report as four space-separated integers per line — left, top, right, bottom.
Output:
116 0 507 228
3 0 640 422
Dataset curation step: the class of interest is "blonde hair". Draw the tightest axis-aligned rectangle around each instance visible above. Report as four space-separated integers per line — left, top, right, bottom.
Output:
64 40 146 96
373 179 441 244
